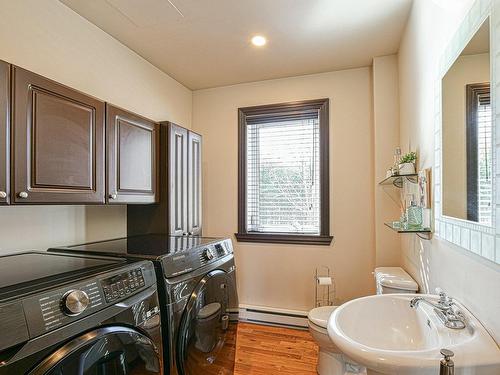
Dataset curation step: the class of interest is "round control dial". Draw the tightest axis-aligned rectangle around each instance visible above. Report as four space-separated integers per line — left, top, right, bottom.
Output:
203 248 216 261
62 290 90 316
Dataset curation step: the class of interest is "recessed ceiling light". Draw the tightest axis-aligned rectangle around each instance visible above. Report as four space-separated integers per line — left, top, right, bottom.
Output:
251 35 267 47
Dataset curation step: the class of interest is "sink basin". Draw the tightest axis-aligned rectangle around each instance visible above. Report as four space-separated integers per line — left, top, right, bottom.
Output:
327 294 500 375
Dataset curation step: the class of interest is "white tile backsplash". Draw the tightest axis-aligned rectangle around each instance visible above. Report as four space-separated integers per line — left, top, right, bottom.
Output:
453 226 461 245
497 237 500 263
446 223 454 242
471 230 482 254
461 227 471 250
482 233 495 261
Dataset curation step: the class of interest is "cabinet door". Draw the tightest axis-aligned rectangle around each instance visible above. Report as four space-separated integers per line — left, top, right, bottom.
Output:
12 67 105 204
168 123 188 235
107 104 159 204
0 61 9 205
187 131 202 235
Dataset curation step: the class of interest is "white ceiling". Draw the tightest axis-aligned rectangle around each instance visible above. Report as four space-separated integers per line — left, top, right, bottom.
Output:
60 0 413 90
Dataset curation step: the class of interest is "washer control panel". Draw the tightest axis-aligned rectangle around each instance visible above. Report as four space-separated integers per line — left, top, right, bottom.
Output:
101 268 145 303
24 261 155 339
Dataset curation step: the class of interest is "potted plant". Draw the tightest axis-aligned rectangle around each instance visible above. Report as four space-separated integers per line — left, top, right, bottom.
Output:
399 151 417 174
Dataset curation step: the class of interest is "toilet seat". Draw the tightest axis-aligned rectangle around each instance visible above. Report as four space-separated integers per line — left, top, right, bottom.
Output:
308 305 337 328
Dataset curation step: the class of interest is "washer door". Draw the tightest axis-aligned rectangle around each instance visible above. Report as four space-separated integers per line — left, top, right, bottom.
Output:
177 270 237 375
29 326 161 375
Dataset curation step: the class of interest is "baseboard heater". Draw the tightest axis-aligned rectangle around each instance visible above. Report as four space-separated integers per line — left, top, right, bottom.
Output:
239 304 309 329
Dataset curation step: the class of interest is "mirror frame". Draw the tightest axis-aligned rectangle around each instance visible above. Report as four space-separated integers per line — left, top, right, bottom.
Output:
435 0 500 264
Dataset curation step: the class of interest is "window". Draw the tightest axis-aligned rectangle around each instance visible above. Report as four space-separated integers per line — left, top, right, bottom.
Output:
466 83 492 225
236 99 332 245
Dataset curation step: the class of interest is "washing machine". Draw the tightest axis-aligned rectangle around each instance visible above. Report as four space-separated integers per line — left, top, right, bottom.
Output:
51 234 239 375
0 251 163 374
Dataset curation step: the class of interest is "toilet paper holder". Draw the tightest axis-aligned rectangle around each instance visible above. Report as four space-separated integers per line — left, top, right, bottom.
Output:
315 266 335 307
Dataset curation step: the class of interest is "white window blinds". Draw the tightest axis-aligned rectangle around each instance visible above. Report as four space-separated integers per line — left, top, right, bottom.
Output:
246 114 321 234
477 93 492 226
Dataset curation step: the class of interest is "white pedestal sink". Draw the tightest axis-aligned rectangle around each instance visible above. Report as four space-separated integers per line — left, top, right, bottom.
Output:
327 294 500 375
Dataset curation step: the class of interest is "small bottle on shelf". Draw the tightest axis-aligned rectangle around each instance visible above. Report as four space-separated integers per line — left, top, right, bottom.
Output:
392 147 401 176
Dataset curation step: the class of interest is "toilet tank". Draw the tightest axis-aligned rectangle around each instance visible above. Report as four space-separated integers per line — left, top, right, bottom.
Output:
374 267 418 294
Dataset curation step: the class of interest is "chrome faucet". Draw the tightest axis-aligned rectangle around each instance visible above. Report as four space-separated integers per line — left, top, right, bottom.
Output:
410 289 452 311
410 290 466 329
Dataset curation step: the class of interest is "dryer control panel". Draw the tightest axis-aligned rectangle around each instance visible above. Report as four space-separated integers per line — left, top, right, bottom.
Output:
163 238 234 278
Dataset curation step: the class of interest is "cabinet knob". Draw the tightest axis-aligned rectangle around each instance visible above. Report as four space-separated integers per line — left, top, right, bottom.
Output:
0 191 6 199
18 191 28 199
188 231 194 235
109 193 117 200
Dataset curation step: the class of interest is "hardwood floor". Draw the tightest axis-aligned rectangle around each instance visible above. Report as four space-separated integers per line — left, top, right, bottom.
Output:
234 322 319 375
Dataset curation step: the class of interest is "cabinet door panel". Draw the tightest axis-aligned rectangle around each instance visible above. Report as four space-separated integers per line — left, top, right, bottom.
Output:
107 104 159 204
0 61 9 205
12 66 105 203
33 90 93 188
169 124 188 236
187 131 202 235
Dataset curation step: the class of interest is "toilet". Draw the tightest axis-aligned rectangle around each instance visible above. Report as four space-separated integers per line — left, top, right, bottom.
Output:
308 267 418 375
372 267 419 295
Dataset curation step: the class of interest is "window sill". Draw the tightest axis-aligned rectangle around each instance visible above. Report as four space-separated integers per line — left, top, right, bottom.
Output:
234 232 334 246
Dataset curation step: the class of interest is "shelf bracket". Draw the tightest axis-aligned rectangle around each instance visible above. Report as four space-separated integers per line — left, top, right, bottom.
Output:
416 232 432 241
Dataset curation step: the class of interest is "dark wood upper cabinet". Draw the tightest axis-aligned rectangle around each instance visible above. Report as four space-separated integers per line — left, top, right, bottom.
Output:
127 122 203 237
106 104 159 204
187 131 202 235
0 61 9 205
168 123 188 236
12 66 105 204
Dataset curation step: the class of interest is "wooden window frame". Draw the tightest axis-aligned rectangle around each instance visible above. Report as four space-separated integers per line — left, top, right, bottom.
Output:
465 82 490 222
235 98 333 246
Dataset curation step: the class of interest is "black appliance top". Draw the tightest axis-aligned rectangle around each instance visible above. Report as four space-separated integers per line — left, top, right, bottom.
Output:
0 252 126 301
53 234 221 259
51 234 234 278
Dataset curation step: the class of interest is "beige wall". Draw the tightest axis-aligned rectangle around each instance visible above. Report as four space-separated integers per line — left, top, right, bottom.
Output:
0 0 192 253
372 55 401 267
442 53 490 219
399 0 500 342
193 68 376 312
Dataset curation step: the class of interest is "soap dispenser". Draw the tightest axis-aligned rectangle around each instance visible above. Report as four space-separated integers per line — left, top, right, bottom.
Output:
407 195 423 228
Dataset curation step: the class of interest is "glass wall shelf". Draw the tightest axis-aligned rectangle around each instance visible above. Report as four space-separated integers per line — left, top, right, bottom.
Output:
385 222 432 240
378 174 418 188
384 222 432 233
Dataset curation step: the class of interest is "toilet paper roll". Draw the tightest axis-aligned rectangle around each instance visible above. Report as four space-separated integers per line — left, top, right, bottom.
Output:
317 277 332 285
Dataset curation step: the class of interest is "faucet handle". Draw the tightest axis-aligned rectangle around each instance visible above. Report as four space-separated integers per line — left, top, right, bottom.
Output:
435 288 455 308
435 288 448 302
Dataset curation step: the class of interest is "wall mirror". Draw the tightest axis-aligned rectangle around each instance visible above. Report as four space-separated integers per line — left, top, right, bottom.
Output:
435 0 500 265
442 18 491 226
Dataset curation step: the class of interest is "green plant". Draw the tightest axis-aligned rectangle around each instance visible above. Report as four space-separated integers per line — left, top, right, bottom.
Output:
400 151 417 164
